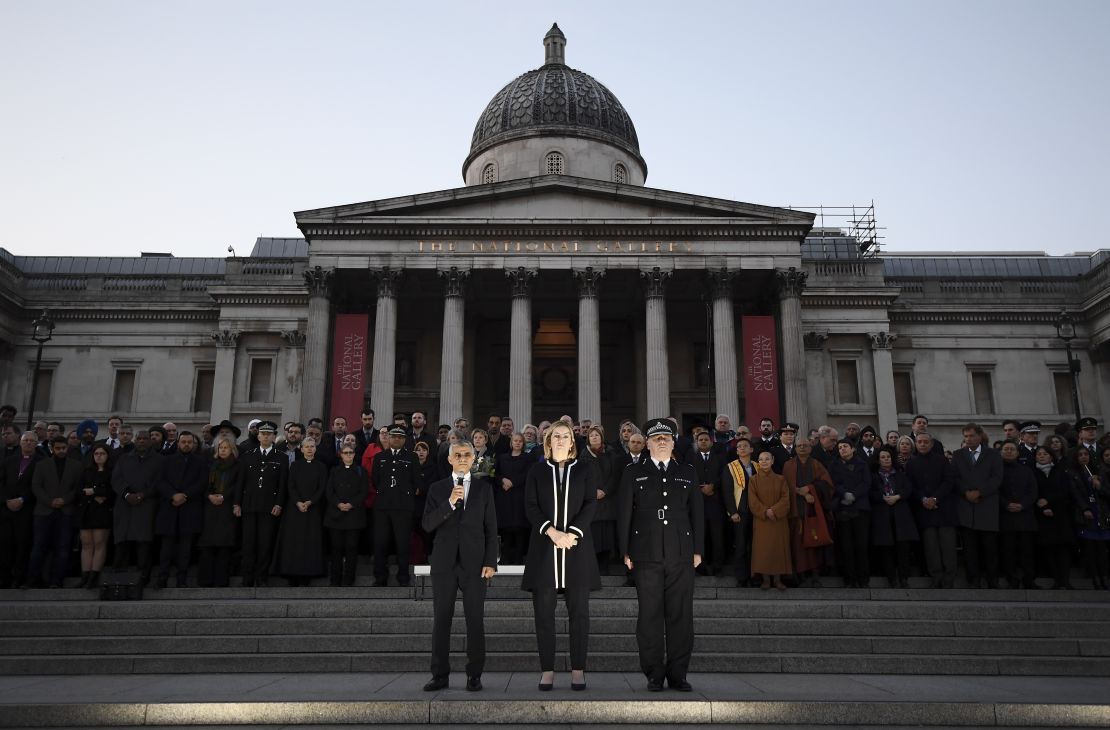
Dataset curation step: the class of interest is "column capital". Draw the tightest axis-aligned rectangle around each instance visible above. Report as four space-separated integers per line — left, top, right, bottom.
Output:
439 267 470 297
802 331 828 351
640 266 671 299
869 331 898 350
303 266 334 298
707 268 736 299
775 267 808 298
212 329 240 348
573 267 605 298
280 330 307 348
370 267 402 298
506 267 538 298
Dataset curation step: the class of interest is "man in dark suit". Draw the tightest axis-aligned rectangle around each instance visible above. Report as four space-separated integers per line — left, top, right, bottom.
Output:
29 437 83 587
751 417 780 461
952 422 1003 588
421 439 498 692
406 410 436 452
0 431 42 588
320 416 348 465
353 410 378 459
691 430 727 575
154 432 208 588
857 425 880 467
723 437 755 587
618 418 703 693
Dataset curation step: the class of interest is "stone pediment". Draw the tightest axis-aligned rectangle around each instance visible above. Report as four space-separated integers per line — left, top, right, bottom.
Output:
294 176 815 239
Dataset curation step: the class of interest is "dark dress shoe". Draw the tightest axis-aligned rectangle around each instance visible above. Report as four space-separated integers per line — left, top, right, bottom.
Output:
668 678 693 692
154 577 168 590
538 682 553 691
623 577 636 587
423 676 448 692
465 675 482 692
647 678 665 692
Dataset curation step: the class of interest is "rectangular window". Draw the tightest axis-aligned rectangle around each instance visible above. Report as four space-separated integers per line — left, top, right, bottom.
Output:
396 342 416 388
112 370 136 413
1053 371 1074 416
893 371 915 414
835 359 860 404
248 358 273 403
193 369 215 412
692 343 711 389
971 371 994 415
31 369 53 412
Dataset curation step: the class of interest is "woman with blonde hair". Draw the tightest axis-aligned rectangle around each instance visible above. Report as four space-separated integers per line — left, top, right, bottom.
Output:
522 420 601 691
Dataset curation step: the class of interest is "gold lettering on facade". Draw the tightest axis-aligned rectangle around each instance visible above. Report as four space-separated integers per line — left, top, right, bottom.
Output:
412 241 697 255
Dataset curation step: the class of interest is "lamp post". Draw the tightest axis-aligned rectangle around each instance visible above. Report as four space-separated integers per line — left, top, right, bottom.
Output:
25 310 55 431
1055 310 1082 422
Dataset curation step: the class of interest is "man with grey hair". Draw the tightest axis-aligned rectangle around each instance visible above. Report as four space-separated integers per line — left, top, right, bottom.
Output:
0 431 41 588
422 439 498 692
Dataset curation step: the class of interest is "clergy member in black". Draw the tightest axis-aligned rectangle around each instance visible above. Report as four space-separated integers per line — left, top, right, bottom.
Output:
522 421 601 691
421 439 498 693
618 418 704 692
371 426 419 587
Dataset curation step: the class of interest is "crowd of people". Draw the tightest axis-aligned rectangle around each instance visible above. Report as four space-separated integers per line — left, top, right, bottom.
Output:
0 403 1107 592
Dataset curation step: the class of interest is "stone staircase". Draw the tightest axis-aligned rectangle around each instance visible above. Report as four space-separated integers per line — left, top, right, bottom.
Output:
2 574 1108 677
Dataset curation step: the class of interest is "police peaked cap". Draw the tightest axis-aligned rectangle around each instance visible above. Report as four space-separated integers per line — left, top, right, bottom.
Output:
642 418 677 439
1076 417 1098 431
1019 421 1041 434
256 421 279 433
388 426 408 437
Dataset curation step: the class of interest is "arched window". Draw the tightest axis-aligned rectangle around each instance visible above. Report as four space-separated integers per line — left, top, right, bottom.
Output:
613 162 628 184
545 151 564 175
481 162 497 184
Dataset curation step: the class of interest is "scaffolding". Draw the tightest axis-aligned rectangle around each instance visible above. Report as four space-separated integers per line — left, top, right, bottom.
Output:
785 202 883 257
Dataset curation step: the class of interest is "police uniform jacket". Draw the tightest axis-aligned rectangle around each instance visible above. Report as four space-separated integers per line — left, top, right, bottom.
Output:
769 442 796 474
112 449 164 541
234 447 288 514
324 464 368 530
618 458 704 562
521 458 602 592
1016 442 1038 469
371 448 419 511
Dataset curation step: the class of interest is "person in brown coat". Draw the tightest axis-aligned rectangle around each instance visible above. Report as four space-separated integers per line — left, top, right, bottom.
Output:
748 451 792 590
782 440 835 587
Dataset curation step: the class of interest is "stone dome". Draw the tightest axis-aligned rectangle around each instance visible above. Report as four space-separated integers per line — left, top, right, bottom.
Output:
464 24 645 177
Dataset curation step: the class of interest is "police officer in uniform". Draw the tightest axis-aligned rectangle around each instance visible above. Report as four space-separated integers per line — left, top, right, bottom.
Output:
371 425 419 587
618 418 704 692
1016 421 1041 468
233 421 287 586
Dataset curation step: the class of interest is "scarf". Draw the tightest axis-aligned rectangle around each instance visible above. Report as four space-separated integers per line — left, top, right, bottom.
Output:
1035 462 1053 477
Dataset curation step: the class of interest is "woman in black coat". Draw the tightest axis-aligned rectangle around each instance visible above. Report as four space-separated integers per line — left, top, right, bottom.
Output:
324 445 368 586
198 438 239 587
495 432 533 565
522 421 601 691
1032 446 1076 589
579 425 618 566
1068 447 1110 590
869 446 918 588
76 445 114 589
999 441 1040 589
274 437 327 586
412 440 439 564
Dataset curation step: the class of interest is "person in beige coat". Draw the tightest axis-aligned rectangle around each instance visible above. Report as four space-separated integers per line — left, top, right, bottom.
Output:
748 451 792 590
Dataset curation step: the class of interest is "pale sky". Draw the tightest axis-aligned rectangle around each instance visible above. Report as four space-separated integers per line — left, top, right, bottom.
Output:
1 0 1106 258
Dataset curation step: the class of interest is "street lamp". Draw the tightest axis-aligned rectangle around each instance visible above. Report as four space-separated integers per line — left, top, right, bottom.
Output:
25 310 55 431
1054 309 1082 422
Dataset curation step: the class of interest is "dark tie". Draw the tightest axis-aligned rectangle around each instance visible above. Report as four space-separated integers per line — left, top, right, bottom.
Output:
456 477 465 510
972 450 979 464
658 462 667 477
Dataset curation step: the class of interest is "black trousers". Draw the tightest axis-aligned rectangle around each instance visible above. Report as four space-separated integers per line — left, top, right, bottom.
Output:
28 512 72 586
961 528 999 586
878 541 912 583
704 516 725 571
158 533 193 582
633 556 694 683
922 526 958 585
430 563 487 679
532 581 590 671
1041 544 1072 587
1080 538 1109 582
240 512 277 582
837 514 871 586
374 509 411 584
329 527 360 586
1000 530 1037 587
499 527 530 565
197 546 231 587
731 517 752 581
0 509 33 587
113 539 152 576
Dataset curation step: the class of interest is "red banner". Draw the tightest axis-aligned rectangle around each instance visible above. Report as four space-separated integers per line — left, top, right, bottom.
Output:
741 316 781 429
329 314 368 428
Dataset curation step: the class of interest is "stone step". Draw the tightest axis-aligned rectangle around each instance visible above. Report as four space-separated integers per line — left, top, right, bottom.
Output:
1 651 1108 676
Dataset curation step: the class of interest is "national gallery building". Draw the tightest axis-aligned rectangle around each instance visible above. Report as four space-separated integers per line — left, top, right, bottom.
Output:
0 26 1106 445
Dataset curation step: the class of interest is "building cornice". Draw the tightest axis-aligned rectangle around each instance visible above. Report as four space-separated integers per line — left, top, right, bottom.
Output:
298 220 812 241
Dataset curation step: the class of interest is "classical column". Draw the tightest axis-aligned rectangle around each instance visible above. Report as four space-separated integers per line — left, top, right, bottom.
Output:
574 267 605 423
438 267 469 425
301 266 334 421
776 267 809 431
870 331 899 437
708 269 739 424
280 330 307 425
369 268 402 423
506 267 536 428
641 267 672 418
210 329 239 423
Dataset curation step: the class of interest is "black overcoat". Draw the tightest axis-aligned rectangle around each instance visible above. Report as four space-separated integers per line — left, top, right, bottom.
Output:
1034 464 1076 546
869 468 919 545
521 459 602 592
324 464 368 530
690 450 727 521
154 451 208 536
198 460 239 548
999 461 1038 533
905 451 959 529
274 459 327 576
494 452 532 530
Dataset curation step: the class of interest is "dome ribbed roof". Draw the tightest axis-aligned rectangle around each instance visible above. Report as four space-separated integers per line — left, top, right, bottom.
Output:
467 25 641 164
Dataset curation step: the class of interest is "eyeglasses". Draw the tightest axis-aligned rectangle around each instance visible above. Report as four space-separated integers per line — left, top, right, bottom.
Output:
340 450 355 455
